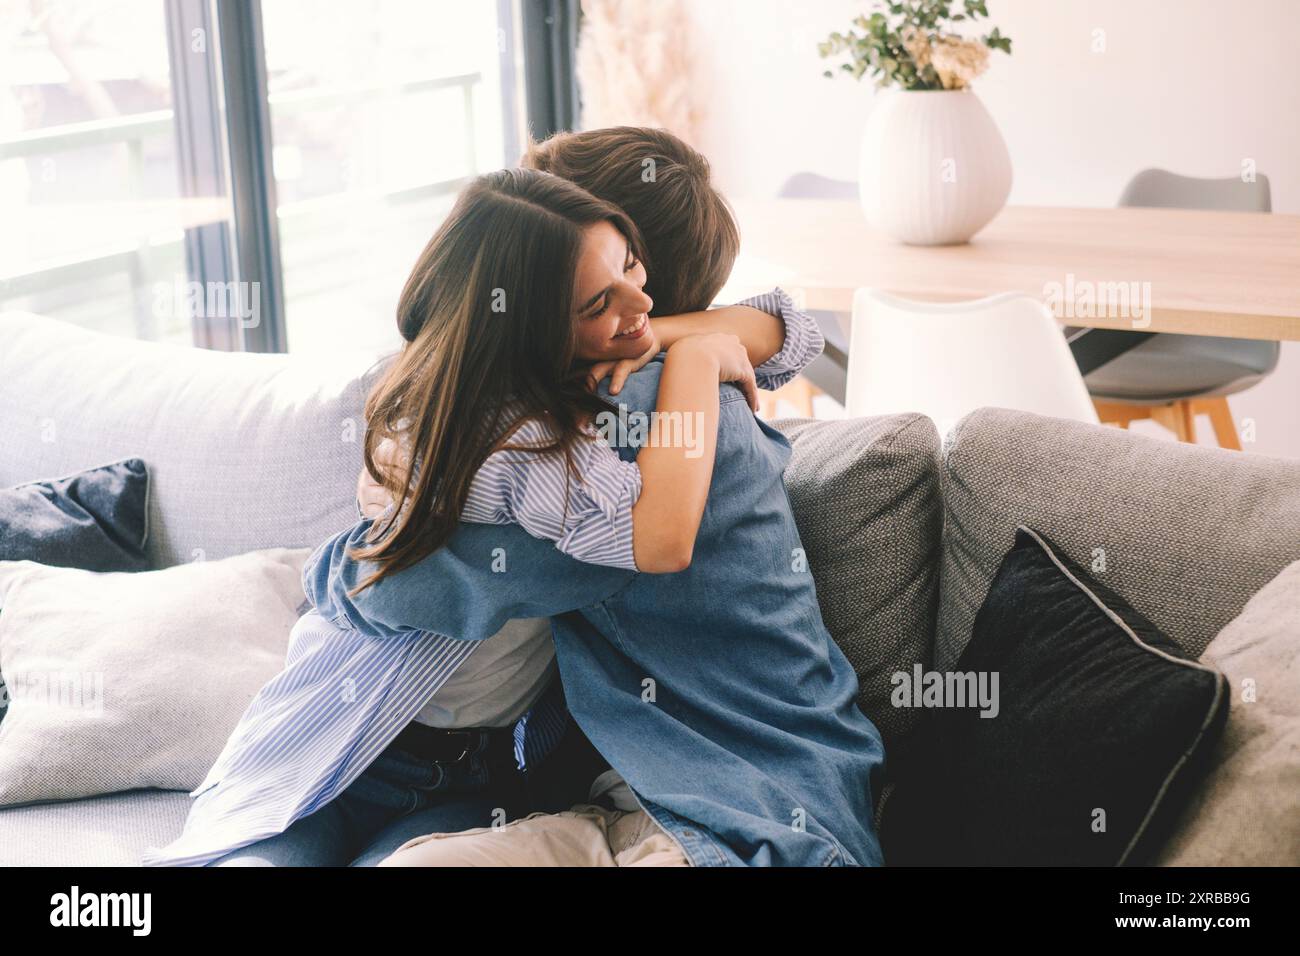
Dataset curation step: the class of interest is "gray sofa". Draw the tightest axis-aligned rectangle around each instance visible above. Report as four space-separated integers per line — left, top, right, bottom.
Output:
1 311 1297 866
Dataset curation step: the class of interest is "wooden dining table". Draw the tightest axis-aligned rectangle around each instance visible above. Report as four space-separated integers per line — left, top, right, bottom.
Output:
719 199 1300 348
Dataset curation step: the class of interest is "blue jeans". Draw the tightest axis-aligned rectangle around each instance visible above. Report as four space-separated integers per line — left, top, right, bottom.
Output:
209 718 606 867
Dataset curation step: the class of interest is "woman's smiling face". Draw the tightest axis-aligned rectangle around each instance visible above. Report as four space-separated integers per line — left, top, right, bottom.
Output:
571 220 653 363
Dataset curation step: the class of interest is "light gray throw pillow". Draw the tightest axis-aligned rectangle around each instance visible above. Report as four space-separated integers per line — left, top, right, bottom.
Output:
0 549 309 806
1155 560 1300 866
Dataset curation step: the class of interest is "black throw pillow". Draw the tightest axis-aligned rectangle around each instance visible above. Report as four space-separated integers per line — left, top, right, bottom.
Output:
0 458 150 572
880 525 1228 866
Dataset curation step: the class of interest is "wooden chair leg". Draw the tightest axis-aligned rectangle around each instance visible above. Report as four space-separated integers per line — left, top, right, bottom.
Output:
1174 399 1196 442
1150 401 1196 442
1195 397 1243 451
1148 403 1176 438
787 378 816 417
762 378 818 418
1093 399 1148 430
1094 396 1242 450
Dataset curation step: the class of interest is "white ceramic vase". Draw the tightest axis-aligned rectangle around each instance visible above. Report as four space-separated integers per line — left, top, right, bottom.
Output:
858 88 1012 245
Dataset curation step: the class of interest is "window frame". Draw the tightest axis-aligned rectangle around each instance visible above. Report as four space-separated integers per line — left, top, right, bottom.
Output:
2 0 576 354
520 0 579 140
211 0 286 352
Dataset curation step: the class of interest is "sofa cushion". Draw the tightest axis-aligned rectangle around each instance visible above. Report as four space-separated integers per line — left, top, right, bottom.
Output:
0 312 383 568
775 414 941 753
937 407 1300 671
0 788 190 866
0 458 150 572
0 549 308 806
881 526 1229 866
1155 559 1300 866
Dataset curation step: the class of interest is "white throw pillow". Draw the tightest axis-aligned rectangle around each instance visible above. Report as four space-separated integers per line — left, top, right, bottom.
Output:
1155 559 1300 866
0 548 309 806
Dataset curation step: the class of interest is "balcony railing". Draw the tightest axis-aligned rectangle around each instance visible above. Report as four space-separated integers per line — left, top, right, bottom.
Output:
0 72 482 343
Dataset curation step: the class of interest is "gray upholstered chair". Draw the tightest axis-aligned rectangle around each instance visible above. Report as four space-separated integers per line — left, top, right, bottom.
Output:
1077 168 1279 448
772 173 858 411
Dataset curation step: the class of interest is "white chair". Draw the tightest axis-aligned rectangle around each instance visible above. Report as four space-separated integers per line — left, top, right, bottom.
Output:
845 289 1100 437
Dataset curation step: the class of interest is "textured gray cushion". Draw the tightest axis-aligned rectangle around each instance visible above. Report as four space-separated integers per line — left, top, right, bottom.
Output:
937 408 1300 670
1155 560 1300 866
0 311 384 568
775 414 942 752
0 788 190 866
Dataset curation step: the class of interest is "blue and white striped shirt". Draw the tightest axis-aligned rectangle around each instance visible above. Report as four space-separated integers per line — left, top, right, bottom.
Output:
141 288 821 866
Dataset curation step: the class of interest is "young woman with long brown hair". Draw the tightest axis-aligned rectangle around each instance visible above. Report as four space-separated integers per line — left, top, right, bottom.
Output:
350 165 757 584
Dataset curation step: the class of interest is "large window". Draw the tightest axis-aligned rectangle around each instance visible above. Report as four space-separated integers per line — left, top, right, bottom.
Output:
0 0 235 346
0 0 530 353
262 1 522 353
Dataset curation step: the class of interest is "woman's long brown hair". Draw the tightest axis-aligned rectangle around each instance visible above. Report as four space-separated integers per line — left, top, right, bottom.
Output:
349 167 646 591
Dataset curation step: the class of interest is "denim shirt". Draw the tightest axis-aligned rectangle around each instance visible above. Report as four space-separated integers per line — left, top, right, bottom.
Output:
306 359 887 867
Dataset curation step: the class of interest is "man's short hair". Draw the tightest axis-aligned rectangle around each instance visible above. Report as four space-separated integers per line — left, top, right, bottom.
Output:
522 127 740 317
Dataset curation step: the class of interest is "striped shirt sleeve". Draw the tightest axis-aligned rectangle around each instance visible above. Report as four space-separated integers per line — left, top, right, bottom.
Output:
461 417 642 572
736 286 825 390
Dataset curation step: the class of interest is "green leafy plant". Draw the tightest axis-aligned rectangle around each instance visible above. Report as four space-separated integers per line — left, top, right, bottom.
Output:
818 0 1012 90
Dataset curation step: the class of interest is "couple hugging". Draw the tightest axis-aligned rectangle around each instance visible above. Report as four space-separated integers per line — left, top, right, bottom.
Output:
144 126 886 868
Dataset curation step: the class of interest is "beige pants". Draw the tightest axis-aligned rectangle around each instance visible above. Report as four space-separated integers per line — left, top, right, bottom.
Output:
378 804 689 867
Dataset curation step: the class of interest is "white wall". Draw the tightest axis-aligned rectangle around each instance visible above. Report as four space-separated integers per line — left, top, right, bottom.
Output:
685 0 1300 457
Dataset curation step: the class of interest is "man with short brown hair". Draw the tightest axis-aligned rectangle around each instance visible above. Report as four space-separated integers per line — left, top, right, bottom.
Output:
522 126 740 317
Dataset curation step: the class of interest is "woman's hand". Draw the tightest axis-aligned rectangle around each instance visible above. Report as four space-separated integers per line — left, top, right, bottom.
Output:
355 438 402 518
670 333 759 412
356 468 387 519
585 326 661 395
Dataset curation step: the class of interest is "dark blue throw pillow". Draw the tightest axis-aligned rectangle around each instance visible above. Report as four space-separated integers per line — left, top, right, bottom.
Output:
880 525 1228 866
0 459 150 572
